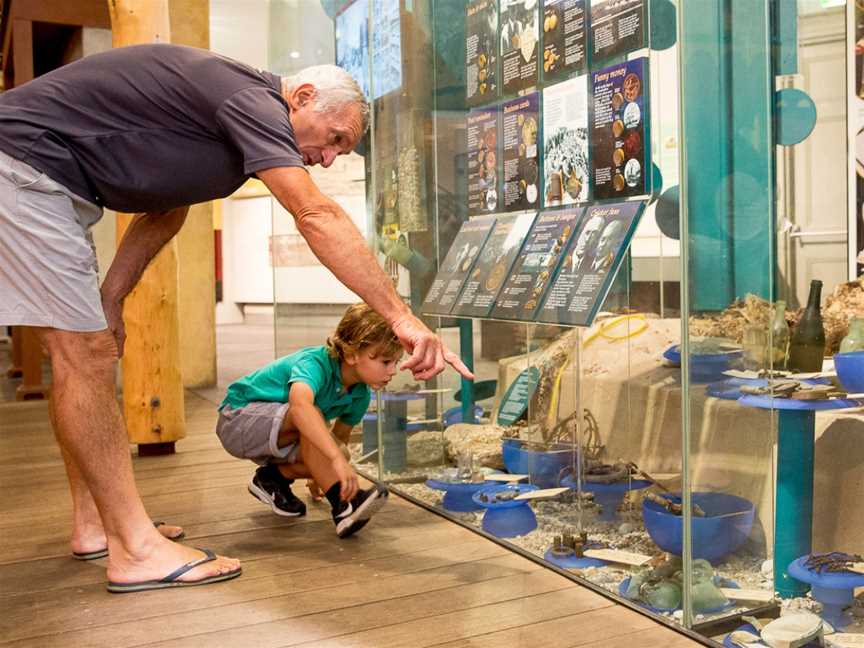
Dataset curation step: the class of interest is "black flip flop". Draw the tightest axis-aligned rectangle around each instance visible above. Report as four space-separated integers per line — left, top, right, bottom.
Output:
106 548 242 593
71 521 186 561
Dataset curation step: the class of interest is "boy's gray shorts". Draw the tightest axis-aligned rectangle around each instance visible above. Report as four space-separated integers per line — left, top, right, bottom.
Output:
216 402 301 466
0 150 107 331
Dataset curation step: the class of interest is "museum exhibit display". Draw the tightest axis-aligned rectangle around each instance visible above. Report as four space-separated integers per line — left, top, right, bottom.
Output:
272 1 864 644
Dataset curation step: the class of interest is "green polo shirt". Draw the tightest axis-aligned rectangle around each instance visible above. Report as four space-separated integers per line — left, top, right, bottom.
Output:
220 346 370 425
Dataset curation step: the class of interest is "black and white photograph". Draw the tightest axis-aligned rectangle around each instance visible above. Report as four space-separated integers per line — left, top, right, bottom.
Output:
335 0 371 98
543 75 589 206
500 0 540 95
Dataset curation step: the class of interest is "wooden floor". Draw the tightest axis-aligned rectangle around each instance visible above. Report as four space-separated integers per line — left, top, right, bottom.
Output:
0 393 704 648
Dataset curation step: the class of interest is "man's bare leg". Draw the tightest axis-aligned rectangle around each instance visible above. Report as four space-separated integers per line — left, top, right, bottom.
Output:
48 400 183 555
39 327 239 584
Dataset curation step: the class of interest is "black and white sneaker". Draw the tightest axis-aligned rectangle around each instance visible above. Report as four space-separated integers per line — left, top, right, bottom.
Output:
248 465 307 517
333 485 389 539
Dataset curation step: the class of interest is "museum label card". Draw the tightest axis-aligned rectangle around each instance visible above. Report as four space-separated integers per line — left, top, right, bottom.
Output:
583 548 652 566
489 207 583 321
541 0 587 82
502 93 540 212
501 0 540 96
466 0 499 107
590 0 646 62
591 57 650 200
543 75 590 207
452 211 537 318
515 487 570 500
467 107 501 216
485 473 529 482
421 215 496 316
537 200 646 327
719 588 775 603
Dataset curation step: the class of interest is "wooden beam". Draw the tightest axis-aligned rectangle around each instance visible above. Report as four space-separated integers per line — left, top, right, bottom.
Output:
11 18 32 84
11 0 110 29
109 2 185 450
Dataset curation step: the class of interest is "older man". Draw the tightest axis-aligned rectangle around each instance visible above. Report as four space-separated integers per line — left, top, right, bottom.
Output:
0 44 471 592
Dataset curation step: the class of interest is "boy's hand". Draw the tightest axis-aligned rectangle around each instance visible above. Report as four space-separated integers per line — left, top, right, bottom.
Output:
333 456 359 501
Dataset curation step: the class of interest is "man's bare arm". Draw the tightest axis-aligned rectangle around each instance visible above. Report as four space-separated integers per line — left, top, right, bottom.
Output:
101 207 189 356
257 167 473 381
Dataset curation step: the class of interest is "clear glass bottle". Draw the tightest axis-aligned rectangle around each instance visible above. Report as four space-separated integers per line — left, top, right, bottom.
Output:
788 280 826 372
839 317 864 353
770 300 790 370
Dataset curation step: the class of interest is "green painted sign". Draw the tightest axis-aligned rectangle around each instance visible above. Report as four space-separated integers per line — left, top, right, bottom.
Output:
496 367 540 426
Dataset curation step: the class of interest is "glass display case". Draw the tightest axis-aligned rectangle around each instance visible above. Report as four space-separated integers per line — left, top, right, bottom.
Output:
273 0 864 644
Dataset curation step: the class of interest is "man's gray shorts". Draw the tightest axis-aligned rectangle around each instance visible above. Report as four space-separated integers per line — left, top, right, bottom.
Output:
216 402 301 466
0 149 106 330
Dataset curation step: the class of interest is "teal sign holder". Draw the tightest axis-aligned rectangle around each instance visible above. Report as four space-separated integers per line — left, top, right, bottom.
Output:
496 367 540 426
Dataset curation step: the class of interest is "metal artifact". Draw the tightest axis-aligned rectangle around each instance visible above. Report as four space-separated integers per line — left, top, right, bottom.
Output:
804 551 864 574
644 491 706 517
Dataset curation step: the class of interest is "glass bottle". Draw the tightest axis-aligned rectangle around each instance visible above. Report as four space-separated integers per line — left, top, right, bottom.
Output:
770 300 790 370
839 317 864 353
788 280 826 373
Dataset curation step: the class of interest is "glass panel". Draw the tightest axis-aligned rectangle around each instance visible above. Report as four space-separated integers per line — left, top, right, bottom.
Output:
267 0 863 642
678 0 775 632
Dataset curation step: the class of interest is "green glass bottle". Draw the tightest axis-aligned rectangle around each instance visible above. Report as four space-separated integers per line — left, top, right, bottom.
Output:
770 300 790 370
788 280 826 373
839 317 864 353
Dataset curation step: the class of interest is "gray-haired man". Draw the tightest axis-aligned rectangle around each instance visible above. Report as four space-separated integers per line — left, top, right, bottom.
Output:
0 44 472 593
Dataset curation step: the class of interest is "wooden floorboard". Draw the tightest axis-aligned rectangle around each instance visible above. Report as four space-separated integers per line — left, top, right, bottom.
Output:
0 394 704 647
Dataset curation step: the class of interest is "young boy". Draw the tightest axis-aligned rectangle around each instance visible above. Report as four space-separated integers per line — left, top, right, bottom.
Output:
216 303 402 538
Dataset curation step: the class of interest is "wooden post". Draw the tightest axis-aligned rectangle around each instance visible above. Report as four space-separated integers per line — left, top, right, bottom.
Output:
109 1 185 454
6 327 23 378
16 327 49 400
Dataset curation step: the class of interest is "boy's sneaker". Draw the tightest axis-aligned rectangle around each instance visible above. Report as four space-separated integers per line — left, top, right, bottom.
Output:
248 465 306 517
333 485 389 539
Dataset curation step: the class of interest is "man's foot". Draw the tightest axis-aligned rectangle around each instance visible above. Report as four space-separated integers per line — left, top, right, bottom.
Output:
333 485 389 539
248 465 307 517
71 519 185 559
106 535 240 592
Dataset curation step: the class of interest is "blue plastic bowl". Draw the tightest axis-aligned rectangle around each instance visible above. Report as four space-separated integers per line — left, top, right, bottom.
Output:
663 345 743 383
501 439 576 488
642 492 755 563
442 404 485 427
835 351 864 394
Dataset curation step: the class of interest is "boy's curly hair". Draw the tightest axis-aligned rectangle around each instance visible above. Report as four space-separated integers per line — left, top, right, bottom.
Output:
326 303 402 361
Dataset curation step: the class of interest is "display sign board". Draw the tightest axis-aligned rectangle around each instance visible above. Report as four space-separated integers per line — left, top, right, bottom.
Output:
467 107 501 216
543 75 590 206
502 93 541 212
537 200 645 326
541 0 587 82
591 57 650 200
500 0 540 96
452 211 536 318
421 215 496 315
490 207 583 320
466 0 500 107
335 0 402 100
589 0 646 63
497 366 540 425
